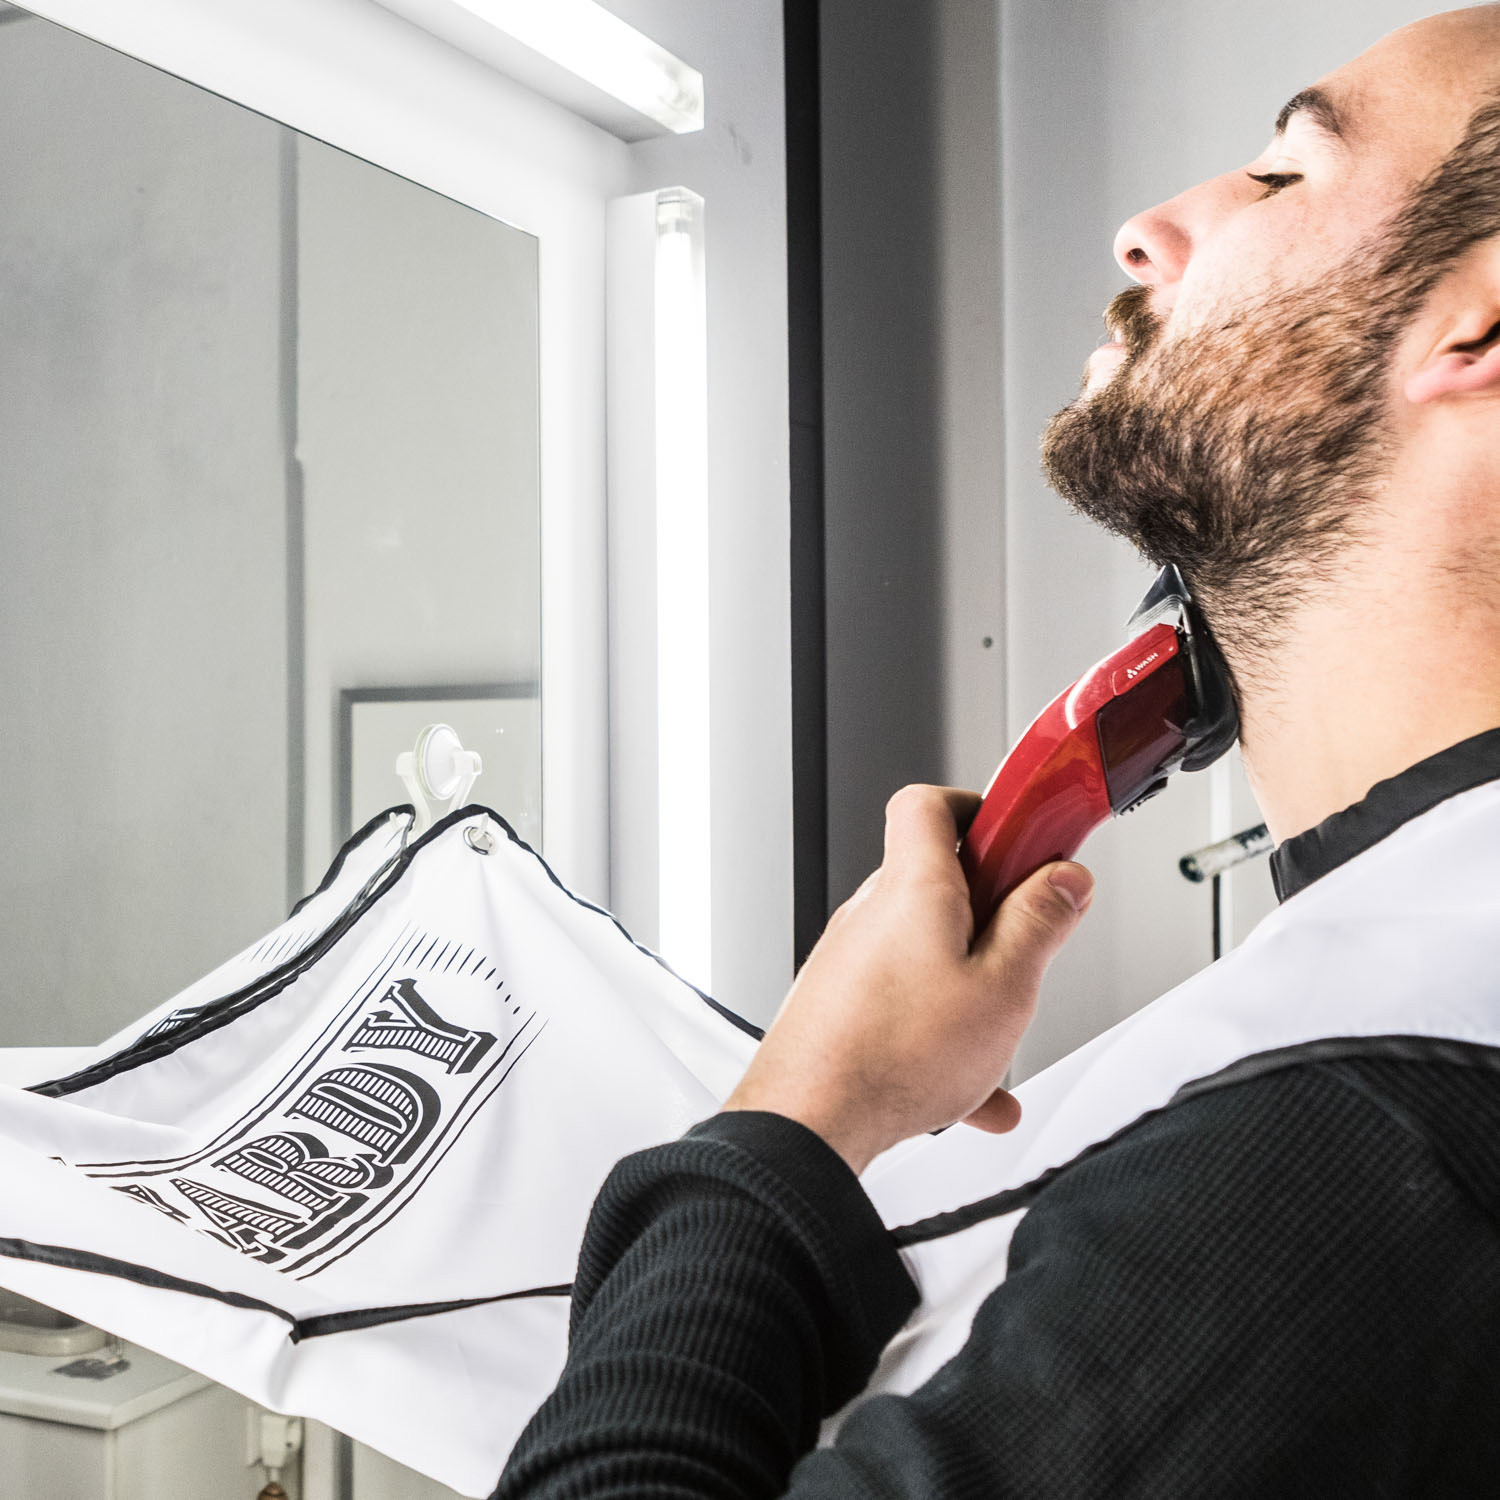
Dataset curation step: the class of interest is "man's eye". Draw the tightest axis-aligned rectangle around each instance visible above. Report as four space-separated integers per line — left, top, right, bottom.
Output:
1246 170 1303 198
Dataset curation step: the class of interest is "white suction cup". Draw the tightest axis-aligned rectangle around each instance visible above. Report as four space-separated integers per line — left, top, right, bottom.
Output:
396 723 483 834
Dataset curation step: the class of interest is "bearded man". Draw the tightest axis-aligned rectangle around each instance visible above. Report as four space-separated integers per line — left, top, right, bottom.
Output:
497 10 1500 1496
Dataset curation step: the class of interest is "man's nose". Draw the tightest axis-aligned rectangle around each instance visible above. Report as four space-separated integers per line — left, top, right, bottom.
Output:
1113 202 1192 286
1113 170 1249 287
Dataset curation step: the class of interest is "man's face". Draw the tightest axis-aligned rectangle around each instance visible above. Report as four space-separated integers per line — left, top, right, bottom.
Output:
1040 6 1500 677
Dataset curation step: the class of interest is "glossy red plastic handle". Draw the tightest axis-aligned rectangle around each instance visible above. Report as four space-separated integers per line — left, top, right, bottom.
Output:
959 623 1182 929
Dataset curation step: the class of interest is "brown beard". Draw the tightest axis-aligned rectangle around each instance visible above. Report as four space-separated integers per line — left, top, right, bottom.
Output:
1040 262 1395 686
1040 88 1500 689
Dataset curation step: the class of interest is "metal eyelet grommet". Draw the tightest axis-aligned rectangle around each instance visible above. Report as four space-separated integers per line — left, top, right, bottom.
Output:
464 826 496 855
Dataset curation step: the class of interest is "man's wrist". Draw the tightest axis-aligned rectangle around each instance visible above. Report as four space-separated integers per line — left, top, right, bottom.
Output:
721 1079 881 1175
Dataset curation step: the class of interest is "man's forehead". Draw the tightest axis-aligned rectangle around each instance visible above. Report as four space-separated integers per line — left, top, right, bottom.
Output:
1298 6 1500 157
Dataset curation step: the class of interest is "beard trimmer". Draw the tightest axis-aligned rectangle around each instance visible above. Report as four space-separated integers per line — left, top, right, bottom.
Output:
960 564 1239 930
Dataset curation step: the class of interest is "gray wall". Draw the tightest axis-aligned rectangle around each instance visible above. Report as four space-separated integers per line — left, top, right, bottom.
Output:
0 17 289 1044
821 0 1460 1078
821 0 1007 907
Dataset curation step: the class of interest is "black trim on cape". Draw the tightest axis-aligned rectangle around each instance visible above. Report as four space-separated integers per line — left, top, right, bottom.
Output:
31 802 761 1099
0 1235 570 1342
6 803 760 1345
13 1036 1500 1336
890 1033 1500 1249
286 803 413 920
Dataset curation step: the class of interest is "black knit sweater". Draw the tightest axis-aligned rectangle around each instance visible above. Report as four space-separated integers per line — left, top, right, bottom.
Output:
495 732 1500 1499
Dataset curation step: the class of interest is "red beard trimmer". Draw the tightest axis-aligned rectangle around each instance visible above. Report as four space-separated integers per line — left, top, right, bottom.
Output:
960 564 1239 929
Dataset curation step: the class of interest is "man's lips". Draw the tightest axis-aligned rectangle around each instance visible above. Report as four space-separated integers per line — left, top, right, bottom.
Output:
1084 340 1129 390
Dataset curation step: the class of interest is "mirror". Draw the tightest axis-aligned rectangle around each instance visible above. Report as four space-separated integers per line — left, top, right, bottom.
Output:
0 4 542 1049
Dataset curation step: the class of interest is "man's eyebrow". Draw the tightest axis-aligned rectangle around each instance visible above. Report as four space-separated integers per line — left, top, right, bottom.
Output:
1274 86 1348 142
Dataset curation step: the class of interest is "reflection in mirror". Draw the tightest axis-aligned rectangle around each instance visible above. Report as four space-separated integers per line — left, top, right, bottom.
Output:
0 5 541 1050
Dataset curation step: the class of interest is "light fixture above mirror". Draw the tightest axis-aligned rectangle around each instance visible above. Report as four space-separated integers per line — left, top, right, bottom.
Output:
374 0 704 141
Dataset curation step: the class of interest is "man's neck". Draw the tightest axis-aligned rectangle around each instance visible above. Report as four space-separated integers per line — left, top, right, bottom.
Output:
1235 556 1500 843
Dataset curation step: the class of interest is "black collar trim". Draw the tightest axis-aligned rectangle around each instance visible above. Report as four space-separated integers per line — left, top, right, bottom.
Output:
1270 726 1500 902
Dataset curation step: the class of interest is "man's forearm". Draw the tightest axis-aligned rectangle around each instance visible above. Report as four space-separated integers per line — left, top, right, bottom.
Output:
494 1112 917 1500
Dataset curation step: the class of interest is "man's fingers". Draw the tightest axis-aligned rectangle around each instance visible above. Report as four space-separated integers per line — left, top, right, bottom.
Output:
882 784 982 873
971 860 1093 983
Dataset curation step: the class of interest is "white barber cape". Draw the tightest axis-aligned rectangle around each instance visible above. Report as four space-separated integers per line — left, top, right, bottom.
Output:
0 787 1498 1494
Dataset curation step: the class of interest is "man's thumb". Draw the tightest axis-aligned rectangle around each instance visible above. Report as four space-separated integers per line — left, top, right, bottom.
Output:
972 860 1093 978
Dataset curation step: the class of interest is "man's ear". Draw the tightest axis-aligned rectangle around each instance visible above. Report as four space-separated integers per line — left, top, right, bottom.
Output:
1406 241 1500 405
1405 335 1500 404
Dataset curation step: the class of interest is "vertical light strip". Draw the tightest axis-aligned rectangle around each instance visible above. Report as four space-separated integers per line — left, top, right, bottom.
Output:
654 189 711 991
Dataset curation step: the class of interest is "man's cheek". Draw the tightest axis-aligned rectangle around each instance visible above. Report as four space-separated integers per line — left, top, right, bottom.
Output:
1167 228 1283 336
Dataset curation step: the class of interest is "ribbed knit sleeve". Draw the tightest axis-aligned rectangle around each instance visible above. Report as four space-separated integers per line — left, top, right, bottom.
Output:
495 1060 1500 1500
494 1110 918 1500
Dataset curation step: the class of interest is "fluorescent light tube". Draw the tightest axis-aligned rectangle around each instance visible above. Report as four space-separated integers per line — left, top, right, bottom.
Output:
654 189 711 992
376 0 704 140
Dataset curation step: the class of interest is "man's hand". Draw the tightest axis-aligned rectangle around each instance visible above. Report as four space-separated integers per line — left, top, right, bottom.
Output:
723 784 1093 1174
